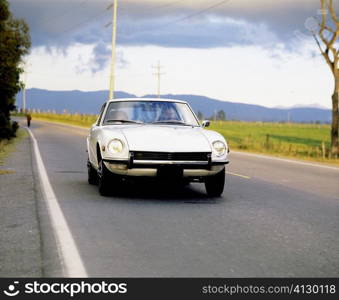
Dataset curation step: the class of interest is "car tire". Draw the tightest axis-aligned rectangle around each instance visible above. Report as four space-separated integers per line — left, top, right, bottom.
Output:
87 159 98 185
98 160 112 196
205 168 225 197
182 179 190 186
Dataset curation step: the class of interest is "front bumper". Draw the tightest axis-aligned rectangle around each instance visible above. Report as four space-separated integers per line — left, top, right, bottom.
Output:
103 158 229 177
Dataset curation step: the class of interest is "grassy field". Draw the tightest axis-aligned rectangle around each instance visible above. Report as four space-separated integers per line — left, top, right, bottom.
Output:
16 112 339 165
22 112 98 128
0 128 27 174
209 121 337 164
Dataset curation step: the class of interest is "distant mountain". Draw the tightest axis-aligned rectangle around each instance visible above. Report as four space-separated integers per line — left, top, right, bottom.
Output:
144 94 331 123
16 89 135 115
15 88 331 123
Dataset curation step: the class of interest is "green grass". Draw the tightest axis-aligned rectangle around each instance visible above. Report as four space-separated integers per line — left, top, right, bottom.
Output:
210 121 338 165
0 128 27 174
16 112 339 165
26 112 97 128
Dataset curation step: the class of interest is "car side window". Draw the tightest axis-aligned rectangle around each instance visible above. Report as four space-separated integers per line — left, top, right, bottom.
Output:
96 103 106 126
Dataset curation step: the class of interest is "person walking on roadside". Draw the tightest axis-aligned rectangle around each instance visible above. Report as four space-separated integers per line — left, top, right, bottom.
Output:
26 113 32 127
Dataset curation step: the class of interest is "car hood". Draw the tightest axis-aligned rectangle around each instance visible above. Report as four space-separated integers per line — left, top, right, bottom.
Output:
121 125 212 152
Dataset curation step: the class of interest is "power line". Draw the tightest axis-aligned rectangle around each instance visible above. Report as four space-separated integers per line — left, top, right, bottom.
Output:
151 0 187 11
33 1 112 36
105 0 187 28
57 3 111 35
163 0 231 27
123 0 232 38
36 0 224 39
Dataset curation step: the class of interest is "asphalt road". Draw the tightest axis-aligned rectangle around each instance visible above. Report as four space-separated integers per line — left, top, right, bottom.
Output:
28 120 339 277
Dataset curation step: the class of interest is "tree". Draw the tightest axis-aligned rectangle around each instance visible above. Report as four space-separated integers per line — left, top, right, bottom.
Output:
197 111 204 121
0 0 30 140
216 110 226 121
312 0 339 156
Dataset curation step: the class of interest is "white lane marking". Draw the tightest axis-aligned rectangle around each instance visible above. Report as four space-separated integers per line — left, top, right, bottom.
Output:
27 128 88 277
231 151 339 171
226 171 251 179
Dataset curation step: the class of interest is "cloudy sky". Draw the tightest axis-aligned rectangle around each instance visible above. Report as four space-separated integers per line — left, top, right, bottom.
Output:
9 0 338 108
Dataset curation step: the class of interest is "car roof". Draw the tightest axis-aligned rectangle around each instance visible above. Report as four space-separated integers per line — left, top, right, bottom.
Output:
106 98 187 104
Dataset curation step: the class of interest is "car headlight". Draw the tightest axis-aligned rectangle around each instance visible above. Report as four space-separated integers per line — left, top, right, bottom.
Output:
212 141 227 157
108 139 124 154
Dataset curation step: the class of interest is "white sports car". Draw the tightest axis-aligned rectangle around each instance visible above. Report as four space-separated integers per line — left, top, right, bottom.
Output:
87 98 229 196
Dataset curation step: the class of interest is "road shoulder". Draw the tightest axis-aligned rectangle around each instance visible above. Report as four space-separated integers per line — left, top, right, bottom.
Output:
0 131 42 277
0 126 64 277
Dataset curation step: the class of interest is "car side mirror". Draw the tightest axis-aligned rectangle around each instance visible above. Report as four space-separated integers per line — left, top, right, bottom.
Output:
202 120 210 128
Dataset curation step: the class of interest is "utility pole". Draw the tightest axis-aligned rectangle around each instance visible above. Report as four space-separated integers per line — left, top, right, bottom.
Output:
152 61 165 98
22 64 30 113
22 79 26 113
109 0 118 100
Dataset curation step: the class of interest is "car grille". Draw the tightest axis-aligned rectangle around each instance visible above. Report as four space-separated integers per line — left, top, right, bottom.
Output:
131 151 210 161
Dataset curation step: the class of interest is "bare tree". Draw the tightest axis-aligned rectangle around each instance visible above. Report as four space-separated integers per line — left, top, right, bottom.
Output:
313 0 339 156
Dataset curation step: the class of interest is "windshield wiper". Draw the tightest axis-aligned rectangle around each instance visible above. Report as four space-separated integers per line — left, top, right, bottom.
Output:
105 119 144 124
151 120 190 126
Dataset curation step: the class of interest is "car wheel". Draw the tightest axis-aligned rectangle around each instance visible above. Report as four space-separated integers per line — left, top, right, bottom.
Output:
205 168 225 197
97 160 112 196
87 159 98 185
182 179 190 186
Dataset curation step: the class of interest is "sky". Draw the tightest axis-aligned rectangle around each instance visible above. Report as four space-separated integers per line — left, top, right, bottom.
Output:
8 0 338 108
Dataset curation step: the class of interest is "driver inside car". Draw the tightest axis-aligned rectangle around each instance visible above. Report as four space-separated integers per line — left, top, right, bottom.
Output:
108 110 128 121
159 105 179 121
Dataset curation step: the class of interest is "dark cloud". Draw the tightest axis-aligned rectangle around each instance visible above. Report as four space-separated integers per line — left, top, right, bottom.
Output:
8 0 337 70
116 17 277 48
9 0 111 48
9 0 327 47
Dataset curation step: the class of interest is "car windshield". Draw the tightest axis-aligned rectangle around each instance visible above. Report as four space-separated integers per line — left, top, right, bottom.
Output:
103 101 199 126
